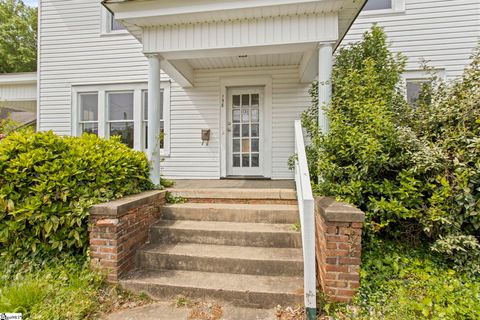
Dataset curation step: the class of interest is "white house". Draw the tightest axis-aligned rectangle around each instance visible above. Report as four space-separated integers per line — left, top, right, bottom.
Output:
343 0 480 104
37 0 366 184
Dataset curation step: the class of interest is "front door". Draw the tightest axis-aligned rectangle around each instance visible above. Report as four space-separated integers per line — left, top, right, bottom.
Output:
227 87 264 176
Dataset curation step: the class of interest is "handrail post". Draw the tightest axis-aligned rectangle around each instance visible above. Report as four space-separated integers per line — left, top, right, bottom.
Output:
294 120 316 320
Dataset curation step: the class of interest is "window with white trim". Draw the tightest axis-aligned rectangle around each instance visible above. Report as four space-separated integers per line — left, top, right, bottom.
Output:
142 90 165 149
79 93 98 135
361 0 405 14
101 8 127 34
72 83 170 155
406 79 427 105
364 0 392 11
107 91 134 148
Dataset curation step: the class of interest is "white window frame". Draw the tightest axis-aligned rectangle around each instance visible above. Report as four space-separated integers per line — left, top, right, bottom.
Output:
100 7 128 35
78 92 99 135
401 69 445 104
361 0 405 15
72 82 171 156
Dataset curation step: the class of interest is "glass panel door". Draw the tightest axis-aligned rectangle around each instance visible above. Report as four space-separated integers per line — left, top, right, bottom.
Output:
228 88 263 176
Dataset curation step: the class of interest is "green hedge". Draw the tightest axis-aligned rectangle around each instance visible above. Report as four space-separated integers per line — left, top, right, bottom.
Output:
0 131 153 260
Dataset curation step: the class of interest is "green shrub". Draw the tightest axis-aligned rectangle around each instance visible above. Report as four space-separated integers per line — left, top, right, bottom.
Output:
0 131 153 260
301 25 480 273
342 239 480 320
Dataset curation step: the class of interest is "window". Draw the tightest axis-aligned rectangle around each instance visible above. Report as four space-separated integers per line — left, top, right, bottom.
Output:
101 8 127 34
364 0 392 11
73 83 171 155
110 12 126 31
406 80 427 105
79 93 98 135
142 90 165 149
107 91 134 148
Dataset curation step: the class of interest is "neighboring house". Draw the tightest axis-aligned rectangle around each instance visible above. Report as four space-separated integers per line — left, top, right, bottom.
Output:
37 0 366 183
0 72 37 129
343 0 480 104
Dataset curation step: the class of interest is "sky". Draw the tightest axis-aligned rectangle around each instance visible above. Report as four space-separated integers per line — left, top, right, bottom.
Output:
23 0 38 7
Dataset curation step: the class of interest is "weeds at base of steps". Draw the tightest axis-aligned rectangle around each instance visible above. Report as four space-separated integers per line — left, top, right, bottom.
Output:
172 295 223 320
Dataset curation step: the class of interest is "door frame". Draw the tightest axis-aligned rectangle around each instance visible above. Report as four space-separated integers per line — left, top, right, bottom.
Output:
220 76 272 178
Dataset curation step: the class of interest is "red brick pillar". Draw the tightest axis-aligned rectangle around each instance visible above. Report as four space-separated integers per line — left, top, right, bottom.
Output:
315 197 365 302
89 190 166 282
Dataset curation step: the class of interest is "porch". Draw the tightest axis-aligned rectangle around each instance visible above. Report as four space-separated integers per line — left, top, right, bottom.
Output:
102 0 364 184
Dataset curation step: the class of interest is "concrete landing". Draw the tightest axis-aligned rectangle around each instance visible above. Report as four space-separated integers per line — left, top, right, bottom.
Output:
105 301 277 320
171 179 294 189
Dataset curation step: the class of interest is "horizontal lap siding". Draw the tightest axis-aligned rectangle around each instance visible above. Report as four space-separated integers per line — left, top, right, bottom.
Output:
40 1 310 179
162 66 310 179
39 0 148 135
342 0 480 80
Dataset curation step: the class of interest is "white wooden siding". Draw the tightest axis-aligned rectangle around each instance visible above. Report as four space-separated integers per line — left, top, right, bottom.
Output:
0 83 37 102
342 0 480 80
143 13 338 53
39 0 310 179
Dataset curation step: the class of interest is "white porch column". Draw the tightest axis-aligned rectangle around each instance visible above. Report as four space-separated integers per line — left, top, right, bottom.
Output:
147 54 161 185
318 42 333 133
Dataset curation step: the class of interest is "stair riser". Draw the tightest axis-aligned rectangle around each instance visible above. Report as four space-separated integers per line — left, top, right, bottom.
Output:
150 227 302 248
137 251 304 277
184 199 298 205
162 207 299 224
121 281 303 309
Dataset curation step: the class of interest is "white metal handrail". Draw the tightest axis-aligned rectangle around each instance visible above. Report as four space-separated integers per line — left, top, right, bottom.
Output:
294 119 316 319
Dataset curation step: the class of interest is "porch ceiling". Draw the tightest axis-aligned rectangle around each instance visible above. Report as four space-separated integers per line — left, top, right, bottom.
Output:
187 52 305 69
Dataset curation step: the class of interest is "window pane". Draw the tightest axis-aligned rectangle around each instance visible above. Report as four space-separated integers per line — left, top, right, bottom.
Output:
233 110 241 123
242 139 250 153
80 93 98 121
251 124 259 137
110 122 134 148
241 109 249 122
406 81 423 105
81 123 98 135
143 90 164 121
144 122 164 149
233 154 240 167
242 124 249 137
108 92 134 121
242 94 249 107
251 139 259 152
364 0 392 10
233 124 240 137
251 94 259 107
251 154 259 167
232 95 240 108
242 154 250 167
251 109 259 122
233 139 240 152
111 13 126 31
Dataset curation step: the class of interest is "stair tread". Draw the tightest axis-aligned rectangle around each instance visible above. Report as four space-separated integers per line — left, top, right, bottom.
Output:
122 269 304 295
169 188 297 200
164 202 298 211
155 220 299 233
140 243 303 261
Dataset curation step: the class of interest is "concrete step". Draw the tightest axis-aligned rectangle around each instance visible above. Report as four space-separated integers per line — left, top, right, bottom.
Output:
168 188 297 204
162 203 299 224
137 243 303 276
120 269 303 309
150 220 302 248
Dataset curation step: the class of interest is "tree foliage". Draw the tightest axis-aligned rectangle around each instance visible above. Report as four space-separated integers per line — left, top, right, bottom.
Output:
302 25 480 274
0 0 37 73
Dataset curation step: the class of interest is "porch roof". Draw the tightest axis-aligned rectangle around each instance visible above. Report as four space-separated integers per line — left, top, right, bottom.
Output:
103 0 366 87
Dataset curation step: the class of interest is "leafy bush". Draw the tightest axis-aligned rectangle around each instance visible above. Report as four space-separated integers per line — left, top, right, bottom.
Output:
0 258 150 319
339 239 480 320
302 25 480 274
0 131 153 260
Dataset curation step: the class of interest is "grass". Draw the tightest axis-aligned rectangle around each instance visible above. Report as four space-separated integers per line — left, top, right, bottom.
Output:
0 257 151 319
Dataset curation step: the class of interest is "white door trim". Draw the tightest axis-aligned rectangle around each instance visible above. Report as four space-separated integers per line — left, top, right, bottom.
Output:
220 76 272 178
